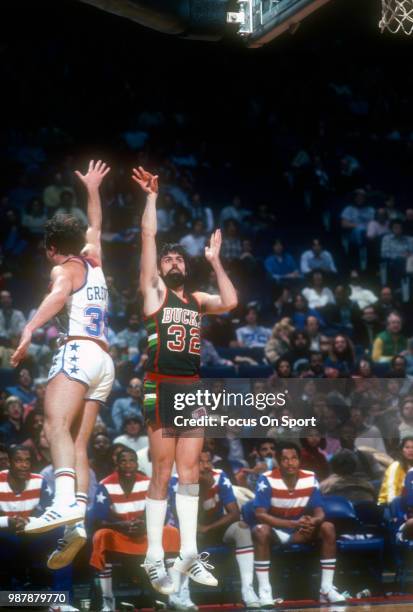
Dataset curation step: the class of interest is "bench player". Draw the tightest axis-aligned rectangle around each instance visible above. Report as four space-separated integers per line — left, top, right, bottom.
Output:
252 442 347 604
11 161 114 552
132 166 238 594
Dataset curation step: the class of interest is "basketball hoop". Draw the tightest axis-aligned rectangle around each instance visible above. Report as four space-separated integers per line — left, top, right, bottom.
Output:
379 0 413 34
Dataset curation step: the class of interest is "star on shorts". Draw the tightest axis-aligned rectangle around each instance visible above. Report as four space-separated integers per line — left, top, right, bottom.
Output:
70 366 79 375
70 343 80 352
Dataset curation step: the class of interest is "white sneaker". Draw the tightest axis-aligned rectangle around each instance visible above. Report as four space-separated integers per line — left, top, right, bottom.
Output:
258 588 283 608
173 553 218 587
242 585 260 608
168 593 199 610
320 586 347 603
141 559 175 595
25 502 83 534
47 522 87 569
100 596 116 611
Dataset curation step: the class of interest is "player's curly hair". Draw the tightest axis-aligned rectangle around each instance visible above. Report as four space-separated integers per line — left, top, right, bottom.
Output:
158 243 191 273
44 214 86 255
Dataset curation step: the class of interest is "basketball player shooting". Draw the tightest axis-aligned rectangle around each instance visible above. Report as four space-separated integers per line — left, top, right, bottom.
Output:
11 161 114 559
133 166 238 594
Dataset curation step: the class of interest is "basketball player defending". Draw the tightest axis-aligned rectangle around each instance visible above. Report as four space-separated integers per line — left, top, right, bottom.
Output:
11 161 114 547
133 166 238 594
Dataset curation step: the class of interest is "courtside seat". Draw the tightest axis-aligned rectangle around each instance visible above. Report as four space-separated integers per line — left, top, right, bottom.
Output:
322 495 384 589
388 496 413 591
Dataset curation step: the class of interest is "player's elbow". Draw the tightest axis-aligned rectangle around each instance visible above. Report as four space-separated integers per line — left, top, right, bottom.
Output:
52 289 71 306
141 226 156 239
227 297 238 311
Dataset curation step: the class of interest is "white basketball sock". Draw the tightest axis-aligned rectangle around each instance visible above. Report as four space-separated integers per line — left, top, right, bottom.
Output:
145 497 167 561
176 492 199 560
320 558 336 592
235 545 255 591
54 468 76 506
76 491 88 518
255 560 272 595
98 564 113 599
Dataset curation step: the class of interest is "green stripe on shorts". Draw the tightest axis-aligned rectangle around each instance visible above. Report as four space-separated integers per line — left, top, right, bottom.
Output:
143 379 158 423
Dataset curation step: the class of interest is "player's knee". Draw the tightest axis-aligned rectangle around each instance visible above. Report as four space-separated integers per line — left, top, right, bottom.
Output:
152 463 173 487
177 465 199 483
233 521 253 546
319 521 335 539
43 414 69 436
253 524 271 543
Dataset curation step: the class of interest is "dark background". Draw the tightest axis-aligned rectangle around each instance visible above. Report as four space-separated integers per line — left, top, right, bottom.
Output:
1 0 412 198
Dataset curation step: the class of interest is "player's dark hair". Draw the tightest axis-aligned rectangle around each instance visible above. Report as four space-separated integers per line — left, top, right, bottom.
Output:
44 214 86 255
116 447 137 463
275 441 301 461
158 243 190 267
8 444 32 462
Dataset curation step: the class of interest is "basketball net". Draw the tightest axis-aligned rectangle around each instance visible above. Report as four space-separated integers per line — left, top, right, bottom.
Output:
380 0 413 34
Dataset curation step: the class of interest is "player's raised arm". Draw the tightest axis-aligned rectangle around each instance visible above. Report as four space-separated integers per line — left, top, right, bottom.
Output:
75 159 111 265
194 229 238 314
132 166 164 296
10 266 73 367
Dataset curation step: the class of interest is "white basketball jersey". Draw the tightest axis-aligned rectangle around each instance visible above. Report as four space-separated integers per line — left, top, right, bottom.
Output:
56 256 109 346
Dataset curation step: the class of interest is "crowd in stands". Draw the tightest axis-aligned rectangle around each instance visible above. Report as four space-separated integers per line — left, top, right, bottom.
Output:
3 14 413 605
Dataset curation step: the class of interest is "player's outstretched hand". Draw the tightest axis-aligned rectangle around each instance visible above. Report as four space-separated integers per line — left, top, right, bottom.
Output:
205 229 222 264
75 159 111 190
132 166 158 194
10 327 32 368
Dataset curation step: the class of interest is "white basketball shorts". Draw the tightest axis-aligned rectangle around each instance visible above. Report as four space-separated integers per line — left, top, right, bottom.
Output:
48 339 114 404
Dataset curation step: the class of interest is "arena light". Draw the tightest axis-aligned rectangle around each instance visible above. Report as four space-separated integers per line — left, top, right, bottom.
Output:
227 0 332 47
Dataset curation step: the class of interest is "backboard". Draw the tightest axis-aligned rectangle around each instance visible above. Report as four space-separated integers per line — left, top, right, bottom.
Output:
227 0 333 47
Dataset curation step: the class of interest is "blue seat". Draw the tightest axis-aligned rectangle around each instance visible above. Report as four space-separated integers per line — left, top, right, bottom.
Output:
388 496 413 590
353 501 386 530
322 495 384 588
322 495 357 521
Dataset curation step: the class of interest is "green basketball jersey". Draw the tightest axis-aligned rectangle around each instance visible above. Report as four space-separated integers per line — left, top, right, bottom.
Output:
144 289 202 376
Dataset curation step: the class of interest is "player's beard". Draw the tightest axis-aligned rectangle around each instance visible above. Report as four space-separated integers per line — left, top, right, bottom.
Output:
163 269 186 289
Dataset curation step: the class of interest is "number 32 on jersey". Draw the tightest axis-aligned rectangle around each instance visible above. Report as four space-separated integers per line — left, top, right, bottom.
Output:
167 324 200 355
